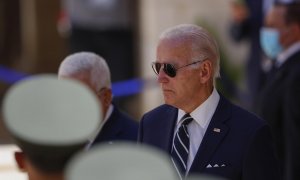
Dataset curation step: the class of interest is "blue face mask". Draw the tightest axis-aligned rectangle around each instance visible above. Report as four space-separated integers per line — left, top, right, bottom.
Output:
260 27 283 59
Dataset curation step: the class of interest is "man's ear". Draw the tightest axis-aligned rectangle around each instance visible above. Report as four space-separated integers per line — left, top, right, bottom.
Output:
97 88 112 109
14 151 26 171
199 60 212 83
103 88 113 107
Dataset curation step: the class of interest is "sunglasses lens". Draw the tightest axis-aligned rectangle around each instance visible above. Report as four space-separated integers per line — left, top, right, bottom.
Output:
164 64 176 77
152 63 176 77
152 63 161 75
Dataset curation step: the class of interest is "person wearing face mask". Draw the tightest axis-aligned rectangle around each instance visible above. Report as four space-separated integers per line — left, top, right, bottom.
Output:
256 2 300 180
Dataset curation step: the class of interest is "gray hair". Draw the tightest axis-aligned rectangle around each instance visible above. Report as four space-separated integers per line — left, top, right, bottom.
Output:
58 52 111 91
159 24 220 79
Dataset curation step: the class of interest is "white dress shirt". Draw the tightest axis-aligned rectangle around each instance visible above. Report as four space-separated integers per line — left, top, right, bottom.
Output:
174 88 220 173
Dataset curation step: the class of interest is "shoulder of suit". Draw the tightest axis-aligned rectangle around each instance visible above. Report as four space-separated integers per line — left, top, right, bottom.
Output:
280 51 300 71
113 107 138 126
144 104 175 116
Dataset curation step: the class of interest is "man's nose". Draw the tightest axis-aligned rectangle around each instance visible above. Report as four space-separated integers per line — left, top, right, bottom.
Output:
158 68 169 83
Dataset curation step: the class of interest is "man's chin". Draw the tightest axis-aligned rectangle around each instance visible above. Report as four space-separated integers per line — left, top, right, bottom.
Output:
164 98 176 107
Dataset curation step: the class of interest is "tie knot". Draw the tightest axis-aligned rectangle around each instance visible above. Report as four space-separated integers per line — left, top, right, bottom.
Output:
181 114 193 126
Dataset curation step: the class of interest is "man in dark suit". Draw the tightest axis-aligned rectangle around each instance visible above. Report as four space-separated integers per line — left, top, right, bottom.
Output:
138 24 280 180
58 52 138 147
256 2 300 179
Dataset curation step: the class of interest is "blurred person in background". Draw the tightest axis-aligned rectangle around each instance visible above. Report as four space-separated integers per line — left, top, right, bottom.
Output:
139 24 280 180
2 75 102 180
58 52 138 147
256 2 300 179
228 0 268 110
65 143 180 180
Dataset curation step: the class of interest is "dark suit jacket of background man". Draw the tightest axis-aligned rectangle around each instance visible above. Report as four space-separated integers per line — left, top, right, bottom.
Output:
92 107 138 145
256 50 300 180
139 95 281 180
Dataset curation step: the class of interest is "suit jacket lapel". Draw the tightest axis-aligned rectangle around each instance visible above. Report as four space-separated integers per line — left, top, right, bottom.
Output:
189 96 230 173
159 105 178 152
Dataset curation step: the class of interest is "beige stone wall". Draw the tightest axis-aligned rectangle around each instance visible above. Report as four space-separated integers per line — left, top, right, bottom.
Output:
19 0 67 73
138 0 249 114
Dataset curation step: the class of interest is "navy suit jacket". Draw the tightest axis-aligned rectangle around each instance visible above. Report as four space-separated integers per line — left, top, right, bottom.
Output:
92 107 138 145
139 95 281 180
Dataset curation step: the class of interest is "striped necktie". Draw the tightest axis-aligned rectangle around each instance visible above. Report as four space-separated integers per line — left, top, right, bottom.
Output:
171 113 193 175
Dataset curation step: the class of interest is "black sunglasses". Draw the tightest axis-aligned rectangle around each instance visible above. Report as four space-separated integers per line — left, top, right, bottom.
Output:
151 60 204 78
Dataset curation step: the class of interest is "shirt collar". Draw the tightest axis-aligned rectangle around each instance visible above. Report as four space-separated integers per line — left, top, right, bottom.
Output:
177 88 220 129
277 41 300 67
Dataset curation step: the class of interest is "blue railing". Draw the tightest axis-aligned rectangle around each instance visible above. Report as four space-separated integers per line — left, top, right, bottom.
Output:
0 65 145 97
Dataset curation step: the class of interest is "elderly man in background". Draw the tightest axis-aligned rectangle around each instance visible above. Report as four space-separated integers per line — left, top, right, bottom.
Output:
58 52 138 147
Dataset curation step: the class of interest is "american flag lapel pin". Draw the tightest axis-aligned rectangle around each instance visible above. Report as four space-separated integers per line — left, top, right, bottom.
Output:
213 128 221 133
